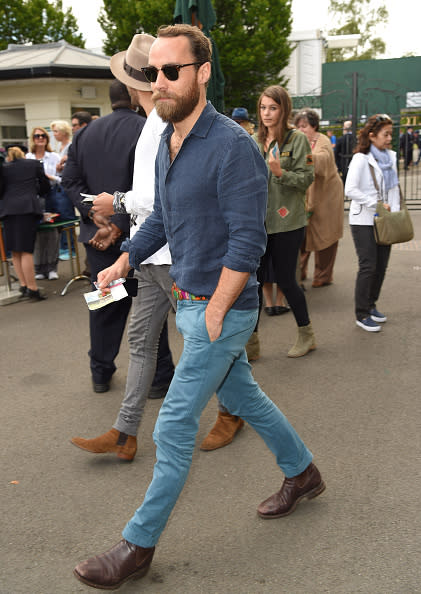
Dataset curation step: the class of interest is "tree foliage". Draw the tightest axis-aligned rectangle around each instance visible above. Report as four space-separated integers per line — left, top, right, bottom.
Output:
212 0 292 113
0 0 85 51
98 0 174 56
326 0 388 62
98 0 293 115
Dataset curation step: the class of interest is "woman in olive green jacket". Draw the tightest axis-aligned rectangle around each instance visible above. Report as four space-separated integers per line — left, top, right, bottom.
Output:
253 86 315 357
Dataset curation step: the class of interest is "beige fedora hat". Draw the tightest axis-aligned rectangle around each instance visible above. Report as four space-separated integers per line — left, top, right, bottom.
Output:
110 33 156 91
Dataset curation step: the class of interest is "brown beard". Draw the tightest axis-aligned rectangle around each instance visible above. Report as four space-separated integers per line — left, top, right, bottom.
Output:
153 78 200 123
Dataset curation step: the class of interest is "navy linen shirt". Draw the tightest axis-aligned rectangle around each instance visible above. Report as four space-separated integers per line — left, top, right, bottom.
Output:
122 102 268 310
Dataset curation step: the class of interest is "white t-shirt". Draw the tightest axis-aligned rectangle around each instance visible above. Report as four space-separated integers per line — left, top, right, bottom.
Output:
125 108 171 265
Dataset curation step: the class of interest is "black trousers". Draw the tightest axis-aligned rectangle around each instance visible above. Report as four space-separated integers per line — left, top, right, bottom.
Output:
262 228 310 327
85 243 133 383
350 225 391 320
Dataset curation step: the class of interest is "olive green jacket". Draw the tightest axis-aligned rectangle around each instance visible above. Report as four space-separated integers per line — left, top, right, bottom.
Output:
252 130 314 234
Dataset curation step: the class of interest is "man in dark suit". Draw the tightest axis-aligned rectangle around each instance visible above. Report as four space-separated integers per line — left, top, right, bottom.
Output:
62 80 146 392
334 120 354 185
400 126 414 170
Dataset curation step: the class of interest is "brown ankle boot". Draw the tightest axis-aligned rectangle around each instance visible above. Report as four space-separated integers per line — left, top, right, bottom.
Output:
257 462 326 519
74 539 155 589
200 411 244 451
70 428 137 461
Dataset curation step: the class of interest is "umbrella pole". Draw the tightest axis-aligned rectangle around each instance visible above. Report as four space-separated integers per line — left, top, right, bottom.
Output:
191 10 203 29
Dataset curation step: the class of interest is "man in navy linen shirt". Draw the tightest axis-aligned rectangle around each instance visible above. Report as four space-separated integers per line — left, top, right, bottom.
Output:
127 99 265 310
74 24 325 591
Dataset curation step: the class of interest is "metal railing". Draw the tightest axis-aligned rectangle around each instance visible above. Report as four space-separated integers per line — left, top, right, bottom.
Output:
399 134 421 209
324 123 421 210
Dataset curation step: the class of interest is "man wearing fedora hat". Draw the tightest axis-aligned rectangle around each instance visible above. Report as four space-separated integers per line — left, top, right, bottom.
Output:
71 37 244 462
73 24 324 591
70 33 177 462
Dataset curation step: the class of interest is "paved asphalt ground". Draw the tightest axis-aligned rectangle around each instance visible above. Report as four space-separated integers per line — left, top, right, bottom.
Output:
1 215 421 594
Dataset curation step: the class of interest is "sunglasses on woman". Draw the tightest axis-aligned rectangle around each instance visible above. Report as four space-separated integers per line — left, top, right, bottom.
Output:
33 133 47 139
141 62 204 83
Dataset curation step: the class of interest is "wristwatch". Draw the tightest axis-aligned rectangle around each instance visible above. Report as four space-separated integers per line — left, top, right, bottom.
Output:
113 191 127 214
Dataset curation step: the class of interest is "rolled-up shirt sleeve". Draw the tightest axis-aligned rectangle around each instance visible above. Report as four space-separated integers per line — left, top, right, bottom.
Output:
217 134 268 273
121 179 167 270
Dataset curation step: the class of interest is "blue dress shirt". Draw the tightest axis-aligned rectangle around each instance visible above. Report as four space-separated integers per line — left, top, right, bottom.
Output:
122 102 268 310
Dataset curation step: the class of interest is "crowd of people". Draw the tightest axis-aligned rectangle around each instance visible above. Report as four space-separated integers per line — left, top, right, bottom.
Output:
0 112 94 296
0 22 407 591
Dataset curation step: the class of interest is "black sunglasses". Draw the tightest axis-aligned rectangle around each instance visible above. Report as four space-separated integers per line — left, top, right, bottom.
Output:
141 62 204 83
33 133 47 139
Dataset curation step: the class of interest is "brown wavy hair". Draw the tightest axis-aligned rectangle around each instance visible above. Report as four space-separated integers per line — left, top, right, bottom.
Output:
157 24 212 65
257 85 294 146
293 108 320 131
355 114 393 155
29 127 53 153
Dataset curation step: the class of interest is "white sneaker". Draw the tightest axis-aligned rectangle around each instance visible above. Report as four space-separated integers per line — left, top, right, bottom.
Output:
369 308 387 323
35 273 45 280
48 271 59 280
356 317 381 332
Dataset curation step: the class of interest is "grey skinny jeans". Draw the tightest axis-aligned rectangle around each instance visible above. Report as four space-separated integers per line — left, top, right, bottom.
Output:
113 265 176 436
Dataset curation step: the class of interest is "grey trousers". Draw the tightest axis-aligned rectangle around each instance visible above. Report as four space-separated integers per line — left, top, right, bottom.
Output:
350 225 391 320
113 264 176 436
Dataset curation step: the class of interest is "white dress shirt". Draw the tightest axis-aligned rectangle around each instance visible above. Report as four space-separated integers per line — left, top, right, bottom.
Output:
124 108 171 265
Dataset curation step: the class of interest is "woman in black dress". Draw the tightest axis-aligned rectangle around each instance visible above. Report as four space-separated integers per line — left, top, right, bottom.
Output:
0 147 50 300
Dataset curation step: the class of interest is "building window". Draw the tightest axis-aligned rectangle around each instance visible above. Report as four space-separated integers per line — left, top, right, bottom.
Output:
71 107 101 118
0 108 26 148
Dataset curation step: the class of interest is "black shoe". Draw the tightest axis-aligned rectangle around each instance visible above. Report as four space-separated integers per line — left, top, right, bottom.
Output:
273 305 290 315
27 288 47 301
93 381 110 393
148 382 171 399
264 306 275 316
19 286 28 298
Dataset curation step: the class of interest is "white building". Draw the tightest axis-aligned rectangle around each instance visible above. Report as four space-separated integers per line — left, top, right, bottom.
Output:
282 30 360 115
282 30 325 98
0 40 113 149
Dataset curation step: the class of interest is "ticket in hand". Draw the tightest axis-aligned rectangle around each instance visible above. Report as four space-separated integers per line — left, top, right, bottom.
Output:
80 193 96 203
84 278 128 310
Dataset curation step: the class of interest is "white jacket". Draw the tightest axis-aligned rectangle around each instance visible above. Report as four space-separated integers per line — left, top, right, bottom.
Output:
346 150 400 226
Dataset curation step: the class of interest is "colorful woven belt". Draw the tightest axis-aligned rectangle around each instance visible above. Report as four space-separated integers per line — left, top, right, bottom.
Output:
171 283 208 301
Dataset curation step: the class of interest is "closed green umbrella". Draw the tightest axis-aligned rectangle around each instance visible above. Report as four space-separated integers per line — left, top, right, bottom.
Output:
174 0 225 113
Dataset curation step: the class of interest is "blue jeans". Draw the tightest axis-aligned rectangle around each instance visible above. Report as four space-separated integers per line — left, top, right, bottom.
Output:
122 300 313 548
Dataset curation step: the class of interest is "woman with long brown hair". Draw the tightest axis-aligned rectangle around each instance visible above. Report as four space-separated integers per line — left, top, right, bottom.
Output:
345 114 399 332
0 147 50 300
253 86 316 357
